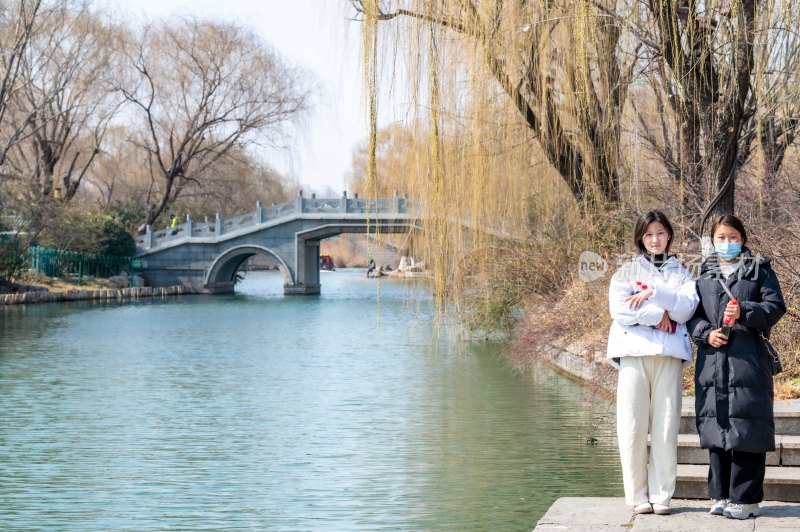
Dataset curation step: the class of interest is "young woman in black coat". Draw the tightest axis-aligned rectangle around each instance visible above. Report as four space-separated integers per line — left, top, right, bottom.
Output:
688 215 786 520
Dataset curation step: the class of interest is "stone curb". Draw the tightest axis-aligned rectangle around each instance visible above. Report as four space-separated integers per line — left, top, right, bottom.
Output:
1 285 196 306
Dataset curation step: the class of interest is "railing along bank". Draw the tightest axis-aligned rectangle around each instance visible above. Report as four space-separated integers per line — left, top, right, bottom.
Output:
28 246 142 286
137 191 418 251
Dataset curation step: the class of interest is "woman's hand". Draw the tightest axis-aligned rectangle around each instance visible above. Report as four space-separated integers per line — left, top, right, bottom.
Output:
625 287 654 310
656 311 673 332
708 328 729 348
723 300 741 322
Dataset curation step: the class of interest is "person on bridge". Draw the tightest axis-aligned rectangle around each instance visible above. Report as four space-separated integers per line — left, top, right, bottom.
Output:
606 210 698 516
688 215 786 520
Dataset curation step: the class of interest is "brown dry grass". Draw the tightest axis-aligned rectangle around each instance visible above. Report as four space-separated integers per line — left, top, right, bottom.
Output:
13 271 118 293
510 275 800 400
508 280 610 372
775 381 800 400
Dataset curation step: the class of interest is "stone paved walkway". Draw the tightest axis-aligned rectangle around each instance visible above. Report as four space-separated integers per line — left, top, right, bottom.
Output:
534 497 800 531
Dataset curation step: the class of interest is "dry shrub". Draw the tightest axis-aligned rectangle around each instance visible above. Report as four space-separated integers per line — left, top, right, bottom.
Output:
775 381 800 401
508 279 611 370
682 363 696 395
464 207 628 335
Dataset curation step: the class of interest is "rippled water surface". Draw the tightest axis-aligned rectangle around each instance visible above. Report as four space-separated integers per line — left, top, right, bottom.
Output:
0 270 621 530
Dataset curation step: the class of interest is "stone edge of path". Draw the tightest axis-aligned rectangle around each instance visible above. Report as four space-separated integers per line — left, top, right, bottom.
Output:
1 285 196 306
540 341 617 398
534 497 800 531
542 341 800 408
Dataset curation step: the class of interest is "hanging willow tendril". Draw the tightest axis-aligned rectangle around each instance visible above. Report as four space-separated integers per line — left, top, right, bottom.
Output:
427 21 447 309
348 0 800 333
361 0 381 303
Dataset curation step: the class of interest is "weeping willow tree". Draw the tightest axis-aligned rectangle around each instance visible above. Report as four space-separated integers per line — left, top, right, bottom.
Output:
349 0 800 315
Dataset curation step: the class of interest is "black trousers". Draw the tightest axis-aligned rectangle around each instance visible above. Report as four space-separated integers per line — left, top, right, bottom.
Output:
707 448 766 504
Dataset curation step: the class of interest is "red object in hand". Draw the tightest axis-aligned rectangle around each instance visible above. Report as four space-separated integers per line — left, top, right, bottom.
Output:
724 299 738 326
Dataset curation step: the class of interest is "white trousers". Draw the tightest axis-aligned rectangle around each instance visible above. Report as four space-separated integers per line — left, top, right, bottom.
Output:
616 355 682 506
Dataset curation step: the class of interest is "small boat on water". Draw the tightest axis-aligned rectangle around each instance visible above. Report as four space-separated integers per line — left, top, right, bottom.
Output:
370 256 428 278
319 254 335 271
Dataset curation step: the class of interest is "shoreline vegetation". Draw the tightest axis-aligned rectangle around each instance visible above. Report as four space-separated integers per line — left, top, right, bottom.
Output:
346 3 800 400
505 272 800 401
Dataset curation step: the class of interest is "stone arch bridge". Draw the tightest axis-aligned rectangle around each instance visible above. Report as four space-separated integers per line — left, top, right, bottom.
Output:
135 192 422 295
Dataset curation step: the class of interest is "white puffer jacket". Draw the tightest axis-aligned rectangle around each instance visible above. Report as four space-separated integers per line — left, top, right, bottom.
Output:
606 254 698 368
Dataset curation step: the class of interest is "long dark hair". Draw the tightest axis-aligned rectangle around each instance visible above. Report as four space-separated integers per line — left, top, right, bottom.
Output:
633 210 674 254
710 215 748 245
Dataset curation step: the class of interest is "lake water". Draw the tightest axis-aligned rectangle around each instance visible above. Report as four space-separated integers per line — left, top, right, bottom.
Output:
0 269 622 530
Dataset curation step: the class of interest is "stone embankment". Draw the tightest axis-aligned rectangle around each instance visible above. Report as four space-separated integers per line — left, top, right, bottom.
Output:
540 340 616 395
535 497 800 530
1 285 195 305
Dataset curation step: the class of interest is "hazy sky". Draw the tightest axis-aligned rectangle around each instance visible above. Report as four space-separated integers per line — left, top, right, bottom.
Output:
118 0 372 194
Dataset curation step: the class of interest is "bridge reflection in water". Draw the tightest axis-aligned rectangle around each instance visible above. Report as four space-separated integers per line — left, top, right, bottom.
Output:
135 191 420 295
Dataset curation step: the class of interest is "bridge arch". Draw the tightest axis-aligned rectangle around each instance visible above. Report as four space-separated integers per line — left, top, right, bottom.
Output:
205 245 292 293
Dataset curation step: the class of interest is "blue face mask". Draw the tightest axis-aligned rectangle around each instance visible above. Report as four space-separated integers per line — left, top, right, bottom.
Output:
715 242 742 260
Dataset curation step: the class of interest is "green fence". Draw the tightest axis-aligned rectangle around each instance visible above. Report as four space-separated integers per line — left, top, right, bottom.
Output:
28 246 142 287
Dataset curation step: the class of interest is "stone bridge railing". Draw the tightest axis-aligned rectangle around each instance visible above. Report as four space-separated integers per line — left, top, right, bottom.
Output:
136 191 419 251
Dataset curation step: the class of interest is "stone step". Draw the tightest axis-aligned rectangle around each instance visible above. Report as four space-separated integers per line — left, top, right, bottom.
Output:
675 464 800 501
648 434 800 466
681 397 800 436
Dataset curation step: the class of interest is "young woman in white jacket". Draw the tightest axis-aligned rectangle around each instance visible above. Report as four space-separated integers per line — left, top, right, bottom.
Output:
607 211 698 515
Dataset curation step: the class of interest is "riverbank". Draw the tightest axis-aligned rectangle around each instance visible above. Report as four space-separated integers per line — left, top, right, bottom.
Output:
536 340 616 398
508 276 800 399
1 284 195 305
535 497 800 530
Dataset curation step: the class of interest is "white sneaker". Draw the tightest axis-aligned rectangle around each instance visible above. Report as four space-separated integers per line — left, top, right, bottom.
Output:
633 503 653 514
709 499 729 515
723 502 760 519
652 503 671 515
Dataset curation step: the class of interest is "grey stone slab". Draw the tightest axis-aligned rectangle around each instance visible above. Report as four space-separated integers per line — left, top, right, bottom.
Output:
680 416 698 434
534 526 629 531
655 434 781 465
677 464 800 502
534 497 632 530
681 397 800 436
781 436 800 466
632 504 754 531
535 498 800 531
756 501 800 529
631 499 752 530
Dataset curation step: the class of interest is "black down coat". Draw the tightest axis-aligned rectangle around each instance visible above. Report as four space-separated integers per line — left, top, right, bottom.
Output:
688 249 786 453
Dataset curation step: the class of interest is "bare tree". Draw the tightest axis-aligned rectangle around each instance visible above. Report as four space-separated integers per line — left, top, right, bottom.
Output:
121 17 312 230
741 1 800 193
174 148 295 218
2 2 123 201
604 1 800 230
0 0 43 167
